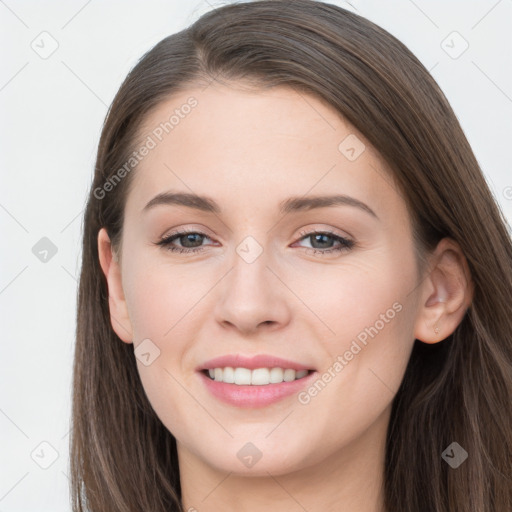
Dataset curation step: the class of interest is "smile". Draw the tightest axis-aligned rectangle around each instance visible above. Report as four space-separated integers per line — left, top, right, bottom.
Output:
204 367 311 385
197 353 318 407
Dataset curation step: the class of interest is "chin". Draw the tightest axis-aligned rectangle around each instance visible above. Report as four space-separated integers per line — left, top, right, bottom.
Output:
192 436 316 477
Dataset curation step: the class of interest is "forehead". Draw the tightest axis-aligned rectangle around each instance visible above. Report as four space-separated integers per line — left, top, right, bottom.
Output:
125 82 404 222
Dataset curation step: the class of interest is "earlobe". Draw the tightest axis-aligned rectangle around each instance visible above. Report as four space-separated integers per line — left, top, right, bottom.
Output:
97 228 134 344
414 238 473 344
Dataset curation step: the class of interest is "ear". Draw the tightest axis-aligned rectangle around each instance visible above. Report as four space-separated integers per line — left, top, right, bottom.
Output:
414 237 473 344
97 227 133 344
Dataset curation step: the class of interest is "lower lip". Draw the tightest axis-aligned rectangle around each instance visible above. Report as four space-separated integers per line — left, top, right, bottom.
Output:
198 370 318 408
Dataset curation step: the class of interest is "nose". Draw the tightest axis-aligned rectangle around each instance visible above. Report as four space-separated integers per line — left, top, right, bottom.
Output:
213 249 291 336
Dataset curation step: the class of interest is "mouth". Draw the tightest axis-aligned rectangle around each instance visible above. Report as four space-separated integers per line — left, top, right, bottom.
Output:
201 367 315 385
197 354 318 407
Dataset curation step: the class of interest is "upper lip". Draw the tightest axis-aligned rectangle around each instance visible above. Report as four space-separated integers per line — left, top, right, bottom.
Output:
198 354 315 371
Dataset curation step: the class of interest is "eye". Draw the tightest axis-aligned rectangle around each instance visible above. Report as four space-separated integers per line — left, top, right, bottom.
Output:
155 228 354 256
155 229 212 254
293 229 354 255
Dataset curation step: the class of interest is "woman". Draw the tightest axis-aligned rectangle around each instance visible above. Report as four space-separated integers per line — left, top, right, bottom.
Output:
70 1 512 510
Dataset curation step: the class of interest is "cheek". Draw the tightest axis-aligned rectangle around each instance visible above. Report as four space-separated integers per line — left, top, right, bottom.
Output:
296 246 418 407
287 281 416 467
123 255 191 342
123 264 203 436
292 250 414 345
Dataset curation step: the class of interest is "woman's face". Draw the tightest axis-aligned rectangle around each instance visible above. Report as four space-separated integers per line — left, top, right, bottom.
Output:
101 82 426 476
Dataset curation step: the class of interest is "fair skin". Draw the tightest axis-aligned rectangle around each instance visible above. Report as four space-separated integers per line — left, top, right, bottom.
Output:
98 82 473 512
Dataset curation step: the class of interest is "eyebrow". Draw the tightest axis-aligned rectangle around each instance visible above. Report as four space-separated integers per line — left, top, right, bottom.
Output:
142 191 378 219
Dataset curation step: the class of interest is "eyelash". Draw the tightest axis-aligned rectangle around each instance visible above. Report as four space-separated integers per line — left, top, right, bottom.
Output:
155 228 354 256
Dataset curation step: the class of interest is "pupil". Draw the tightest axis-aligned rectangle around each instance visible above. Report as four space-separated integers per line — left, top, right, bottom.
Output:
183 233 201 247
312 234 330 248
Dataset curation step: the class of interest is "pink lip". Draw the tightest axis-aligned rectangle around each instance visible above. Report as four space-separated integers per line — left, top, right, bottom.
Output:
198 354 314 371
198 370 318 408
197 354 317 408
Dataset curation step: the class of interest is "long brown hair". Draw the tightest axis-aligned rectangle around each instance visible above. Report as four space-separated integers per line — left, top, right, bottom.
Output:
70 1 512 510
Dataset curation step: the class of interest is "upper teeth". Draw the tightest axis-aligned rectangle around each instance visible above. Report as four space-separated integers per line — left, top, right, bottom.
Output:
207 367 309 385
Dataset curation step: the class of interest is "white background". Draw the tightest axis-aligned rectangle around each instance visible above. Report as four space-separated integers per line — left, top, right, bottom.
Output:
1 1 511 510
